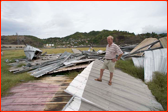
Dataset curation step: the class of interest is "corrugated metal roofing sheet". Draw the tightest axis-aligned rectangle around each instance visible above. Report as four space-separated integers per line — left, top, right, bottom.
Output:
65 62 93 97
144 48 167 82
72 48 82 54
159 37 167 48
130 38 159 54
63 59 163 111
63 59 95 65
125 38 161 57
64 62 94 111
132 57 144 68
24 45 42 60
49 64 89 74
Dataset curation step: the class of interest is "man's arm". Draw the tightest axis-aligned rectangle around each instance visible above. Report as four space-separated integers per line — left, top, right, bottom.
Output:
112 53 123 62
116 53 123 61
112 44 123 62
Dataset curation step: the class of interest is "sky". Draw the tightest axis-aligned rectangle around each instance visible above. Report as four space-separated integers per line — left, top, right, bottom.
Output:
1 1 167 39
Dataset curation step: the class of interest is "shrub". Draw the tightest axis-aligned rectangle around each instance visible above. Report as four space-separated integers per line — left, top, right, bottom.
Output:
116 59 144 81
147 72 167 110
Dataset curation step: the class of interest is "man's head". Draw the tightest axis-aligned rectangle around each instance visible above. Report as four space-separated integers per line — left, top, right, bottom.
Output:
107 35 114 45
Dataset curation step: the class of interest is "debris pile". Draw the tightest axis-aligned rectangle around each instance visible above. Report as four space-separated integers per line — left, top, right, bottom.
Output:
7 36 167 82
122 37 166 58
123 37 167 82
8 47 105 78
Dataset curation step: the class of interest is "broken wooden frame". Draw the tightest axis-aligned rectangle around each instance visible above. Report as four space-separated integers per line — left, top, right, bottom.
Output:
122 40 162 58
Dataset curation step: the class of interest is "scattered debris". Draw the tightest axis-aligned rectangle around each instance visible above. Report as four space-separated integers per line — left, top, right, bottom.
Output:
8 48 105 78
7 36 167 81
24 45 42 60
41 51 47 56
5 59 9 63
97 50 105 54
120 44 137 52
72 48 82 54
129 37 167 82
122 37 166 58
49 64 89 74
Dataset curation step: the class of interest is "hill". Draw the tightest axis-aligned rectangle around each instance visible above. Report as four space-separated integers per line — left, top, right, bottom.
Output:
44 30 166 47
1 30 167 48
1 35 44 48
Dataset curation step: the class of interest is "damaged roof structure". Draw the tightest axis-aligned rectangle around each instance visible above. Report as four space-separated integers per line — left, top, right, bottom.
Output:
135 48 167 82
62 60 163 111
123 37 167 82
122 37 165 58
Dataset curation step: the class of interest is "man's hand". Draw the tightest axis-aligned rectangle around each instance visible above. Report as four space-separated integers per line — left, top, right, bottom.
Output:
112 58 118 62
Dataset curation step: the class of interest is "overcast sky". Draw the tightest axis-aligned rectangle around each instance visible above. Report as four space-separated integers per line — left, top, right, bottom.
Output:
1 1 167 39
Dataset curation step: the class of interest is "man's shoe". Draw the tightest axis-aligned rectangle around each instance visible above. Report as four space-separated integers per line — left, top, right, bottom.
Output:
95 78 102 82
108 81 112 86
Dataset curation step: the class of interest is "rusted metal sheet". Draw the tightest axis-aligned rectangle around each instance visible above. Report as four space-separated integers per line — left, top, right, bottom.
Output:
130 38 160 54
159 37 167 48
122 38 162 58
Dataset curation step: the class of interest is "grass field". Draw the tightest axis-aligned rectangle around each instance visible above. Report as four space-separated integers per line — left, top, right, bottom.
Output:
1 49 35 97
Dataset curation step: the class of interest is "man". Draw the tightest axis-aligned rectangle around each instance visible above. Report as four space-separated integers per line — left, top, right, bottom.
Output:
95 35 123 86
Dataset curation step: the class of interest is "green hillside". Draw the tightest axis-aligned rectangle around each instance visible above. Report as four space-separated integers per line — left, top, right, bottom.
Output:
1 30 167 48
44 30 166 47
1 35 44 48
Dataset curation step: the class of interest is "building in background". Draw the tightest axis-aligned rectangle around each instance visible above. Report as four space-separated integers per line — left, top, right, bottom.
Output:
44 44 55 48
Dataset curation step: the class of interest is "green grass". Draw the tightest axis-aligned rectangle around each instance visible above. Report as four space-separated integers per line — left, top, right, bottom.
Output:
1 50 36 97
1 47 105 97
147 72 167 111
116 59 144 81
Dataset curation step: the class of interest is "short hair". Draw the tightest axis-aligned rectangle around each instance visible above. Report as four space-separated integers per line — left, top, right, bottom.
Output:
107 35 114 40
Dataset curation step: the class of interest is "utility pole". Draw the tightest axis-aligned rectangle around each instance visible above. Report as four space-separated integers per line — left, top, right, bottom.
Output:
16 33 20 45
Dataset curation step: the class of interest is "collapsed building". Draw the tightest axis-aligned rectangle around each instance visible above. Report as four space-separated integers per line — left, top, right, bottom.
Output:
122 37 167 82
